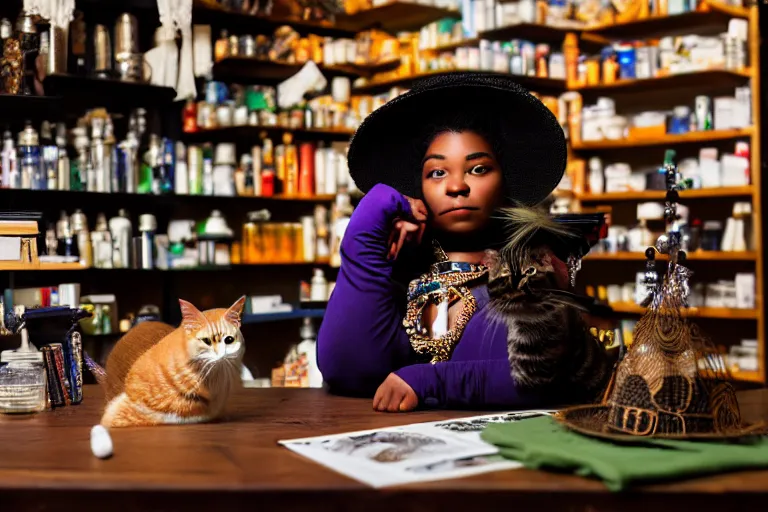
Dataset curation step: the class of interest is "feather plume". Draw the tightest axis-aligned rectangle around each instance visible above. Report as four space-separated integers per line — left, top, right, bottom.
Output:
496 206 575 273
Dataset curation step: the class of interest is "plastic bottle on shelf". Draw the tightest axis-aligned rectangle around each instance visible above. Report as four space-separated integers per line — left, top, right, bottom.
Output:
297 317 323 389
310 268 328 302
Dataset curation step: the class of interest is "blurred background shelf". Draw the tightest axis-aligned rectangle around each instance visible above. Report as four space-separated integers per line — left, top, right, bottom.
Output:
571 128 754 151
192 0 356 37
336 2 460 33
242 308 326 324
577 186 754 202
212 57 363 84
584 2 750 39
42 74 177 111
584 251 758 261
610 303 758 320
353 70 566 95
0 188 337 207
182 125 354 144
570 69 753 95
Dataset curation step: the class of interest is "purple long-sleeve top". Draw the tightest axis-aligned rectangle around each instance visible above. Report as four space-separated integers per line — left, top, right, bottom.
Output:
317 183 542 409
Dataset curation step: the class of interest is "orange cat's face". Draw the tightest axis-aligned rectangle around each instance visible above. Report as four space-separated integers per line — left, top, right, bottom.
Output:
179 297 246 365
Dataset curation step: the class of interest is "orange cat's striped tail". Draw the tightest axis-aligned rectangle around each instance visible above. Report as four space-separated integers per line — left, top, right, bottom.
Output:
83 353 113 458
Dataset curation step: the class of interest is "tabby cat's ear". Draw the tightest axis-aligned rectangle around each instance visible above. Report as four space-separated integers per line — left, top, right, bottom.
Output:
225 295 247 328
179 299 206 336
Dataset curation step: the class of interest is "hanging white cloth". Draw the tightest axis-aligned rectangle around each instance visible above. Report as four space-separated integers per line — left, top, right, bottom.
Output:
144 25 178 89
23 0 75 27
156 0 195 100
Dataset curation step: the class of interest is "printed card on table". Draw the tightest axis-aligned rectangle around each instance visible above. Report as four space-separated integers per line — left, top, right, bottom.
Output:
279 410 553 488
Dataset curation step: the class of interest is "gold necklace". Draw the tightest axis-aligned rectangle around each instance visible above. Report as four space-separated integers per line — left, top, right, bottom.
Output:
403 242 488 363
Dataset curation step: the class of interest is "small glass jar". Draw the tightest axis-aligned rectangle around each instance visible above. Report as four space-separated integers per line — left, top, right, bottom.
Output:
0 362 47 414
262 223 278 263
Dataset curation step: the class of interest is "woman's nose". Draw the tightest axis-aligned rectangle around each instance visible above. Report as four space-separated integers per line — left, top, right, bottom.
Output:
446 174 470 196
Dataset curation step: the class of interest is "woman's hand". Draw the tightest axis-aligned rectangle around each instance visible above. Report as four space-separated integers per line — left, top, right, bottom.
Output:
373 373 419 412
387 196 427 260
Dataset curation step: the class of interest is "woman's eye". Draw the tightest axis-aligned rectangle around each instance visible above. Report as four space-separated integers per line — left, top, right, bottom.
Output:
224 336 235 345
468 165 490 175
201 338 212 346
426 169 446 179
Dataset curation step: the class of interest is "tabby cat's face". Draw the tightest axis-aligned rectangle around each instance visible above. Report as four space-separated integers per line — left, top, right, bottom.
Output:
179 297 246 363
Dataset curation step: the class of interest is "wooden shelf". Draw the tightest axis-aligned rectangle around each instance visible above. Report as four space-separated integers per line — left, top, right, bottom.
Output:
212 57 363 84
571 128 753 151
242 308 325 324
0 93 63 120
182 125 354 144
730 370 763 384
585 2 750 39
421 39 480 53
3 262 332 272
336 2 461 33
0 188 338 209
353 69 566 95
345 59 402 75
42 74 176 111
192 0 356 38
578 186 753 202
0 262 86 271
585 251 758 261
610 302 758 320
571 69 753 95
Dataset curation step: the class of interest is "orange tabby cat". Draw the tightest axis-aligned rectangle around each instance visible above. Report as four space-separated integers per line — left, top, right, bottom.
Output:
90 296 246 458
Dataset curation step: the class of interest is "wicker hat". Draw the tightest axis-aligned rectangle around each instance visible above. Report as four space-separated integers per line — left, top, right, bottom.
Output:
558 270 764 441
347 72 567 206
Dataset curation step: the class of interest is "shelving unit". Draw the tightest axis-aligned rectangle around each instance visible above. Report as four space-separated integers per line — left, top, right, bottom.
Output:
0 1 762 384
585 251 758 262
212 57 364 84
577 186 754 202
570 69 753 94
353 69 566 95
571 128 753 150
566 2 765 384
335 1 460 33
181 126 355 144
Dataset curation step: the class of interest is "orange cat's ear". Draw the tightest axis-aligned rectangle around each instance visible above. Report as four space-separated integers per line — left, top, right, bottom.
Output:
179 299 206 336
225 295 247 328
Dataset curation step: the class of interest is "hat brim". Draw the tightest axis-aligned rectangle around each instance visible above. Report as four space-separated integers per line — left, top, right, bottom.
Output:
557 404 765 442
348 72 567 206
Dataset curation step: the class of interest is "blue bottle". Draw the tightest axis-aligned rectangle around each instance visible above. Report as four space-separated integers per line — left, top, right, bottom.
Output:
18 121 42 190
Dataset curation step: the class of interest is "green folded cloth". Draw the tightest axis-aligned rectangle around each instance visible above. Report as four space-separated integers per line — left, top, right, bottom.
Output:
481 416 768 491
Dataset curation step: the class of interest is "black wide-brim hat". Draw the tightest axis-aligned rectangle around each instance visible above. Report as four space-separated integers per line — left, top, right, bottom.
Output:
348 72 567 206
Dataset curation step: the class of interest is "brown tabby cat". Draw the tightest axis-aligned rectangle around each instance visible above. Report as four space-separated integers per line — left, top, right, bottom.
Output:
89 297 246 458
486 207 611 402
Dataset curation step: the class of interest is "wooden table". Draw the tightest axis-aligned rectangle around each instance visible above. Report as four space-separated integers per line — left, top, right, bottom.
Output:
2 386 768 511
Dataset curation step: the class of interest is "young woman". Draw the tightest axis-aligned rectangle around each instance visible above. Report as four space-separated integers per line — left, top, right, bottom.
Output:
317 73 610 412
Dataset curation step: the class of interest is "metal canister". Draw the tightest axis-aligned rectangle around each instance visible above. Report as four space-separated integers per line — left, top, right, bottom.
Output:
188 145 203 195
138 213 156 270
241 35 255 57
93 24 112 77
70 209 93 267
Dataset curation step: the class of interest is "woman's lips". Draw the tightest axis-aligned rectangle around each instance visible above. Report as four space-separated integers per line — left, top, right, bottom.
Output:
440 207 480 216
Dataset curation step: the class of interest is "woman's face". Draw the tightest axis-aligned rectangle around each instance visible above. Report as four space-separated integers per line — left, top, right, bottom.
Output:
421 131 504 235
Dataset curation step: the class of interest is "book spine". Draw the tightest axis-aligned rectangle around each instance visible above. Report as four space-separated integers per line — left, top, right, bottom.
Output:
50 344 71 406
41 346 65 407
67 332 84 404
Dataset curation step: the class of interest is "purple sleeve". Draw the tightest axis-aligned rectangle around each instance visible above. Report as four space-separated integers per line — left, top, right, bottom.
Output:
395 360 540 409
317 183 417 396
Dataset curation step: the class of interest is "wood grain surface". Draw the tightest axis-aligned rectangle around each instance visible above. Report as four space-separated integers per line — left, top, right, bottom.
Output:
1 386 768 511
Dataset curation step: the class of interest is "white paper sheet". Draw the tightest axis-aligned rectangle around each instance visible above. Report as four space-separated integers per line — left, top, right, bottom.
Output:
280 410 553 488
